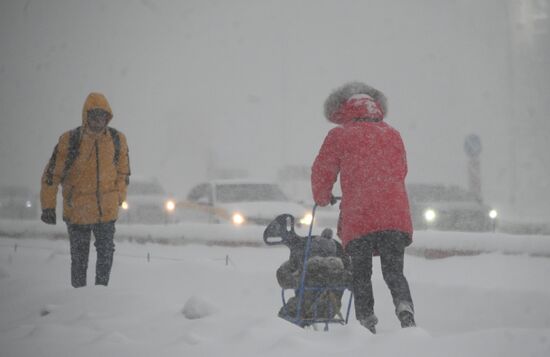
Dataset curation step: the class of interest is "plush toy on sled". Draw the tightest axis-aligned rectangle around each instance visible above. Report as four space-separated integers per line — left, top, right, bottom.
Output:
263 203 354 330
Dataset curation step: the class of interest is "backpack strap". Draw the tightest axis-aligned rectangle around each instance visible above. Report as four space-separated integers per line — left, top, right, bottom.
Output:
60 127 121 183
108 127 121 166
61 126 82 183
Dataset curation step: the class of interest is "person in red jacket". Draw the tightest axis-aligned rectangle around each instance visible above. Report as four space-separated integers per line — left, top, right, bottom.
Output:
311 82 415 333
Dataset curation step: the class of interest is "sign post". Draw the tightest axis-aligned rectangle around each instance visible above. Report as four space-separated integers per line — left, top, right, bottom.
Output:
464 134 482 201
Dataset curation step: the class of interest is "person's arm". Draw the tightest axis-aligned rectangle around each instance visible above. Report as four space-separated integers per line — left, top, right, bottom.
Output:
395 131 408 180
115 132 131 205
311 128 341 206
40 133 70 224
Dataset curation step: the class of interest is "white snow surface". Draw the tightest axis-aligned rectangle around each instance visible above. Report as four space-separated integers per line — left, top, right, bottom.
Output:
1 235 550 357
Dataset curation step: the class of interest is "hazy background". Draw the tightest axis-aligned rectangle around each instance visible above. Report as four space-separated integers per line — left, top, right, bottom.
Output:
1 0 549 222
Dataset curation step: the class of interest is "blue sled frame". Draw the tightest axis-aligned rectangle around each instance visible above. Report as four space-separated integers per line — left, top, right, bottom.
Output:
268 199 354 331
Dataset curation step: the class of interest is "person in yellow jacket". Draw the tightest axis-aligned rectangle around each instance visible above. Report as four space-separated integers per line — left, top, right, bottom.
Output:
40 92 130 287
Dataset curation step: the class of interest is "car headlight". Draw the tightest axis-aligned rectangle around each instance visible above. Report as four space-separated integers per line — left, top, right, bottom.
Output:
165 200 176 212
489 209 498 219
424 209 437 223
299 212 313 225
121 201 129 210
232 212 245 225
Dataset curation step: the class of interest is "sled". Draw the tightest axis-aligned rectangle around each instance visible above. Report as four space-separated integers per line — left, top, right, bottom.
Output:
263 200 354 331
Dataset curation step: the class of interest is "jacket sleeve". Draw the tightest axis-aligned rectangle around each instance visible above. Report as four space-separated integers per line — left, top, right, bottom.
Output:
395 131 408 180
116 132 131 204
311 128 341 206
40 133 70 210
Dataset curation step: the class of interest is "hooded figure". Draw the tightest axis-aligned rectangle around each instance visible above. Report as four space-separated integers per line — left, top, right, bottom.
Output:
311 82 415 333
40 92 130 287
41 92 130 224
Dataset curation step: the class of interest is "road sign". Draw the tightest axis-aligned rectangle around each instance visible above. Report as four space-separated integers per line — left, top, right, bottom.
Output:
464 134 482 158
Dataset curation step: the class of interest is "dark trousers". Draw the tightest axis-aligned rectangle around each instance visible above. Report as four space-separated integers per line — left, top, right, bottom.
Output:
346 231 413 320
67 221 116 288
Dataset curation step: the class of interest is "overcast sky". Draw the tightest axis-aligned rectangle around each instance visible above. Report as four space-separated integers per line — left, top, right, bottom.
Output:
1 0 549 221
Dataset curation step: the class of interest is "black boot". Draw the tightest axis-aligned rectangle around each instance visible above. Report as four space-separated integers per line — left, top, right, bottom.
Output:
398 311 416 328
396 302 416 328
359 314 378 334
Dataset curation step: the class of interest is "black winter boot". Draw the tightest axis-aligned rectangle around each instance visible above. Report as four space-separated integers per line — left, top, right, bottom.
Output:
359 314 378 334
398 311 416 328
396 302 416 328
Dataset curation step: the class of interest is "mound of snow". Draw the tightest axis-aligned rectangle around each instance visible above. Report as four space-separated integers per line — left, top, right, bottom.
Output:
182 296 219 320
39 304 58 317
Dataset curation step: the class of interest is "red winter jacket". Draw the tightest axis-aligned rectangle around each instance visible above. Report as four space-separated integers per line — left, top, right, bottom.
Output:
311 121 413 248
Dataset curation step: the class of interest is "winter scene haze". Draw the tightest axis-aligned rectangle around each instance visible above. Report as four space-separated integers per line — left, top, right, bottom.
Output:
1 0 550 356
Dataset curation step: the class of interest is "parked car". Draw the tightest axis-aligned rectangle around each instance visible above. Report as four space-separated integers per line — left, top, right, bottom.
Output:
118 177 178 224
180 180 313 227
276 165 342 229
0 185 38 220
407 183 497 232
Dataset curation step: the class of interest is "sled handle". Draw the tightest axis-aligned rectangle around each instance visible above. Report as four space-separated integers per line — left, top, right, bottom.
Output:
263 214 296 246
294 196 341 324
294 203 318 324
264 235 286 246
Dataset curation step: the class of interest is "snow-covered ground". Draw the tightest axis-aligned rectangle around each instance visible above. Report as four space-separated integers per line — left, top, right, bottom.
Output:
1 235 550 357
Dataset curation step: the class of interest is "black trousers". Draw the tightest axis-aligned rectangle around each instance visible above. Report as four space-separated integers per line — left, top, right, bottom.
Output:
346 231 413 320
67 221 116 288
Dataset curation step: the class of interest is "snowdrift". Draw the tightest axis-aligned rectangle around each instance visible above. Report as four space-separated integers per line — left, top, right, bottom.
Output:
1 237 550 357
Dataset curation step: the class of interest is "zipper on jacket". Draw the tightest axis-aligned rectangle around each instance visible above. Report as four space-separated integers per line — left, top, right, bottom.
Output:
95 139 103 219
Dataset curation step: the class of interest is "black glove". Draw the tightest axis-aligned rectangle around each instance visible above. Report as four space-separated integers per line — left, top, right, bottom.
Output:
41 208 56 225
330 195 339 205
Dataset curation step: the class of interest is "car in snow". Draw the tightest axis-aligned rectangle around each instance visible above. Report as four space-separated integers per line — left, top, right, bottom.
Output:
0 185 39 220
276 165 341 229
118 177 178 224
407 183 498 232
180 180 313 227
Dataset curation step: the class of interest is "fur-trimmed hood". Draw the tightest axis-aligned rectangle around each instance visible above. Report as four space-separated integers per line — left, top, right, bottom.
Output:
324 82 388 124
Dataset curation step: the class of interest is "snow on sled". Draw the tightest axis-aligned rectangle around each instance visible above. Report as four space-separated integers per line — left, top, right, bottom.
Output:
263 202 354 331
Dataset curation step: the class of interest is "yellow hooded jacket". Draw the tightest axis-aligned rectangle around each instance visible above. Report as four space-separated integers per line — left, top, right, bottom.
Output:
41 92 130 224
